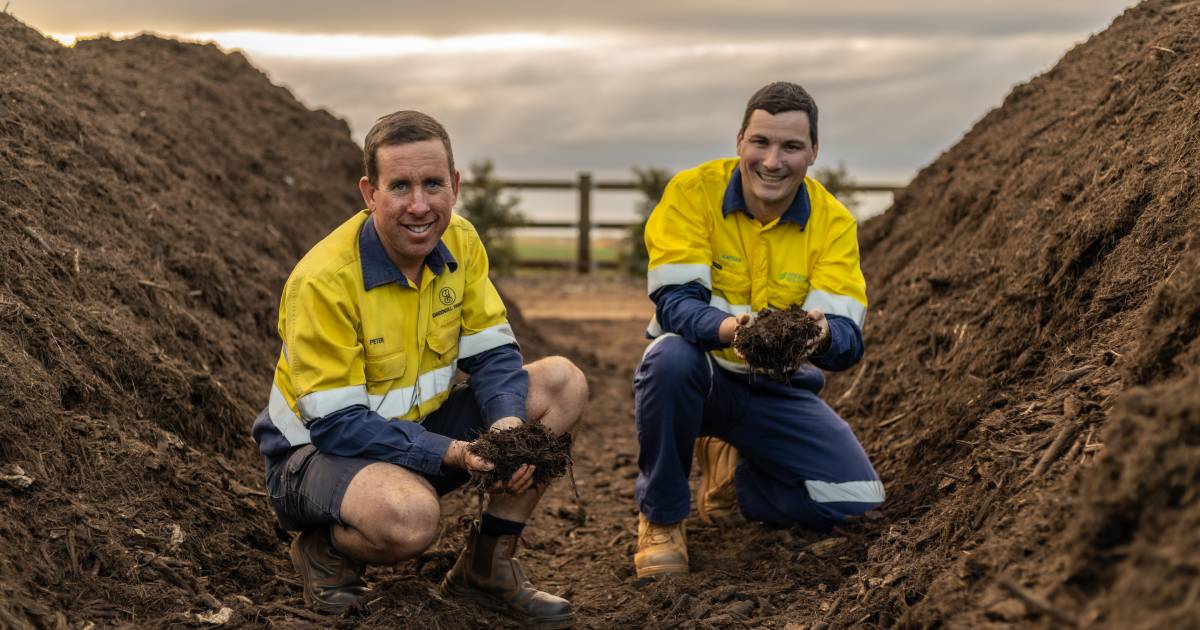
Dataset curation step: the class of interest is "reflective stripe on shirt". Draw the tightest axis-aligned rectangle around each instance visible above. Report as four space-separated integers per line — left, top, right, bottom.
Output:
297 384 368 420
269 383 312 444
460 323 518 358
372 362 457 419
803 289 866 329
647 263 711 294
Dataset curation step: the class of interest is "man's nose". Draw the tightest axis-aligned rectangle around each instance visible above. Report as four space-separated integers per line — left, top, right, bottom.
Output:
408 190 432 215
762 146 782 169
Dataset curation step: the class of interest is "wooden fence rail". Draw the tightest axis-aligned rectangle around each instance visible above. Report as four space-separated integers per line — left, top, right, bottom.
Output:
470 173 905 273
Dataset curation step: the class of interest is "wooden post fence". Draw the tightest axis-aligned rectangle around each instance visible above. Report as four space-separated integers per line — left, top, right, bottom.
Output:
465 174 905 273
577 172 592 273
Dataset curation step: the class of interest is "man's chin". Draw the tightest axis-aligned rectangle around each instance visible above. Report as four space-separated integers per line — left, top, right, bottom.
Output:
751 184 794 206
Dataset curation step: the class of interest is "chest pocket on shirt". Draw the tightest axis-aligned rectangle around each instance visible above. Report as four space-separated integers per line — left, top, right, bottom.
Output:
769 276 811 310
711 262 749 306
364 351 406 383
427 321 461 359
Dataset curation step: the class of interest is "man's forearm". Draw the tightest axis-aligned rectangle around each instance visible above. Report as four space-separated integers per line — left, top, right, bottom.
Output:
308 406 453 475
459 344 528 425
653 282 730 350
809 314 863 371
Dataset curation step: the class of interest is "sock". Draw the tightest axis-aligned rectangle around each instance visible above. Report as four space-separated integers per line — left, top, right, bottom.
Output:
481 513 526 537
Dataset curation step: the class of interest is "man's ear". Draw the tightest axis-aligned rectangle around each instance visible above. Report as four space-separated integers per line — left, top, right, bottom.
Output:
358 176 375 210
810 142 819 166
451 169 461 197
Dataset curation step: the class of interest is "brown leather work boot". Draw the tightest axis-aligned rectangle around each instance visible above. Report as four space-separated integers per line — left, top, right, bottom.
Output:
288 527 370 614
634 513 688 578
696 437 741 525
441 521 574 629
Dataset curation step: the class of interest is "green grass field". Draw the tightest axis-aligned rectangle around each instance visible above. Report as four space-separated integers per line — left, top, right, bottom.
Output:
514 235 623 263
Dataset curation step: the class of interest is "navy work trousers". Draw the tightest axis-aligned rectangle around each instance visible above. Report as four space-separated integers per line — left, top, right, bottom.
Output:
633 334 884 530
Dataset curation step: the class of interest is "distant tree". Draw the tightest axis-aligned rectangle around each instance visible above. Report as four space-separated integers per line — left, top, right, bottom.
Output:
621 167 673 275
457 159 526 276
812 161 861 214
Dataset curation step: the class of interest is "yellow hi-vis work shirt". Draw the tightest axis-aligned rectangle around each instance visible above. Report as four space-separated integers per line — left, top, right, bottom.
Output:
645 158 868 372
263 210 516 449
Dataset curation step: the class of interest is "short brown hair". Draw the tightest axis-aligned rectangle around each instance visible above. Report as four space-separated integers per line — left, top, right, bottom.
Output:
739 82 818 146
363 110 455 185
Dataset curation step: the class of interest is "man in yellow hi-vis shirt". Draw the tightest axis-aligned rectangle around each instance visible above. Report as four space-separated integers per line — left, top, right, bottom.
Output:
633 83 884 578
251 111 584 627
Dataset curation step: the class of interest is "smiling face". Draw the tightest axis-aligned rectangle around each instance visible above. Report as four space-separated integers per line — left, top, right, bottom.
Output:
736 109 818 221
358 139 460 279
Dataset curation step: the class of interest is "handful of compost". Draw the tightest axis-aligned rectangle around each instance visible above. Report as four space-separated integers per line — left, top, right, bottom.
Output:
465 422 573 492
732 305 824 382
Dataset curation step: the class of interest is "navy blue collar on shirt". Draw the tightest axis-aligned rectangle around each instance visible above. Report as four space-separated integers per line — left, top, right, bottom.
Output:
359 215 458 290
721 165 812 228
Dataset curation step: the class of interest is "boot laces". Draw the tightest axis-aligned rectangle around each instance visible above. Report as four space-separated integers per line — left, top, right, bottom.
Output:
645 523 678 546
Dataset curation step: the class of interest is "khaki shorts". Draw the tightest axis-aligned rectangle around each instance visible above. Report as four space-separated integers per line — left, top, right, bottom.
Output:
265 383 486 531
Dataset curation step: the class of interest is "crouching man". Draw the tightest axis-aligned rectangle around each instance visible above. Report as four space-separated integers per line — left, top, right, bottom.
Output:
251 110 586 628
633 82 884 578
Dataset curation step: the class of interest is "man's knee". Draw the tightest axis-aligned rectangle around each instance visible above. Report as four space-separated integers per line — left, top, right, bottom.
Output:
340 464 442 563
366 492 441 562
529 355 588 428
635 334 709 391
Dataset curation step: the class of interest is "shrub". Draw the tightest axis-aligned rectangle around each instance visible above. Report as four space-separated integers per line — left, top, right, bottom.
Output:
457 159 526 275
621 167 673 275
811 161 861 214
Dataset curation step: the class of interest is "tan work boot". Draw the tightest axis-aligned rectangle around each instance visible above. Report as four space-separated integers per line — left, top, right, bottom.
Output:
634 514 688 578
696 437 740 525
441 521 574 629
288 527 370 614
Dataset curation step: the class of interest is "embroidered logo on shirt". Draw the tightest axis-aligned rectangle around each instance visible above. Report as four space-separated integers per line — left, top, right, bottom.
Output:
439 287 457 306
369 337 385 345
777 271 808 284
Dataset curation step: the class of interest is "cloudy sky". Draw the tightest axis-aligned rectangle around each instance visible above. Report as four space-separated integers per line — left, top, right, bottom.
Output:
24 1 1132 220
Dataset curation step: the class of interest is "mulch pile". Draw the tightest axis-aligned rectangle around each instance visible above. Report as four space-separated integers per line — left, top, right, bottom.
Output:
821 1 1200 626
1 0 1199 627
732 305 822 379
0 13 546 628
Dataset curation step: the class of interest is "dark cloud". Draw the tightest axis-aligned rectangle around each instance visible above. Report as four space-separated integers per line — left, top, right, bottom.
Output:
26 1 1131 39
250 29 1086 185
24 1 1133 193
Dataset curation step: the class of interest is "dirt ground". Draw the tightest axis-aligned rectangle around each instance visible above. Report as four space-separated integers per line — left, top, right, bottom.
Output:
347 277 873 629
2 1 1199 628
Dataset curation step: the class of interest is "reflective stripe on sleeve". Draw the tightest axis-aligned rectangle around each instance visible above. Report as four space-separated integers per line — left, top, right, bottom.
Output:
805 480 886 504
647 263 711 294
641 331 678 359
645 316 664 338
459 323 518 358
373 362 458 419
802 289 866 329
709 294 752 316
297 384 369 421
268 383 312 444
